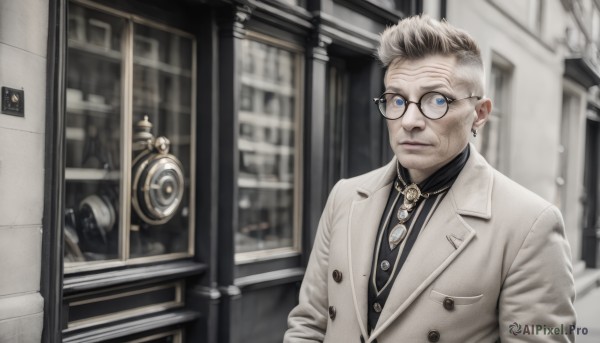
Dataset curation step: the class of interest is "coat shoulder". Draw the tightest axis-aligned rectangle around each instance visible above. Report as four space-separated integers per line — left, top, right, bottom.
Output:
332 162 393 200
490 169 555 215
330 162 395 211
485 168 563 246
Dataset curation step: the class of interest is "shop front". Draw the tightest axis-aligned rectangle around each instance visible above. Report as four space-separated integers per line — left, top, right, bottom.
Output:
42 0 419 341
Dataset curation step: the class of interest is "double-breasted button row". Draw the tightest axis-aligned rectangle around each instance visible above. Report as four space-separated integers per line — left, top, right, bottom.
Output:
428 329 440 342
332 269 343 283
328 270 341 322
328 305 336 320
443 296 454 311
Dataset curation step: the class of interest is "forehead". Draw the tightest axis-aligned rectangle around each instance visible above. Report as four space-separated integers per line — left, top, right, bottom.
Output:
384 55 459 92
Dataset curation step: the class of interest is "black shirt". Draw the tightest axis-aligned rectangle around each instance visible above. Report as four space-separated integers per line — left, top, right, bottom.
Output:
367 146 470 332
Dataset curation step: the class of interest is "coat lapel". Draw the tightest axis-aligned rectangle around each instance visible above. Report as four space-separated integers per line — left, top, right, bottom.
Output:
347 160 397 340
367 145 494 342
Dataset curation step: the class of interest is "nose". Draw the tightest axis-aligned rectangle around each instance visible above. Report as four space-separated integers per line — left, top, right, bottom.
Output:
401 102 426 131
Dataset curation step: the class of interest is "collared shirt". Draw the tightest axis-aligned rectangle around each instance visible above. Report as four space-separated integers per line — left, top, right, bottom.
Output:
367 146 470 332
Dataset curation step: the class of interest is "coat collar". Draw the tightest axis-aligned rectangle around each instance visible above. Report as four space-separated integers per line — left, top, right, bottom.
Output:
354 144 493 219
347 144 494 342
448 144 493 219
355 158 396 198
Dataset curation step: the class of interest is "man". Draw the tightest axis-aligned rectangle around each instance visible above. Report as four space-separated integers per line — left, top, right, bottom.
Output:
284 15 576 343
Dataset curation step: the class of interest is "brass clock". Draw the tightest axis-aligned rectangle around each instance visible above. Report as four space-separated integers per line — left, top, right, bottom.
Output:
131 116 185 225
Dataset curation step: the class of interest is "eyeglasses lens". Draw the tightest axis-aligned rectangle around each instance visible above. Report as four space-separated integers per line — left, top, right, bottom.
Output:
378 92 448 120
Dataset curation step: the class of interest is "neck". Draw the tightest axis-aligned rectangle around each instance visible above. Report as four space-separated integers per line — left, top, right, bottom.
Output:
407 168 434 184
398 145 471 190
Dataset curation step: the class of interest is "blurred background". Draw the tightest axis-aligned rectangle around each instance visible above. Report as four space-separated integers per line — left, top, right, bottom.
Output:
0 0 599 342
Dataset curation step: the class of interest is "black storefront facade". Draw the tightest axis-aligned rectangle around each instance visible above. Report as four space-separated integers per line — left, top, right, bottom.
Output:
42 0 422 341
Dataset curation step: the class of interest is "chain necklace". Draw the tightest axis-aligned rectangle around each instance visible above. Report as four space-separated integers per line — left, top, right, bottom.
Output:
388 163 450 250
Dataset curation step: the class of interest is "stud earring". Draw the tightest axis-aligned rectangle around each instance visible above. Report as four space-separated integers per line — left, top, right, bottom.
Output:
471 128 477 138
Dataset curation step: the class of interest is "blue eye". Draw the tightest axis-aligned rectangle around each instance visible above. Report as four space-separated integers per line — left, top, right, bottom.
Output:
434 96 447 106
394 97 405 107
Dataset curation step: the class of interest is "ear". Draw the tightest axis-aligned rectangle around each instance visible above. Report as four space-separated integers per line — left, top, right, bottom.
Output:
472 97 492 130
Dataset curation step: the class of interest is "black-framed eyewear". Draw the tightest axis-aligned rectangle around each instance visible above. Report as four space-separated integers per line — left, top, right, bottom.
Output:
373 91 481 120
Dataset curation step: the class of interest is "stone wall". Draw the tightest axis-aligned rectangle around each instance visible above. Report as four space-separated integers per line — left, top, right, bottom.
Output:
0 0 48 341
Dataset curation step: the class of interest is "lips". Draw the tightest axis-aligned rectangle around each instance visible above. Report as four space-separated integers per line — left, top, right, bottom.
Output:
400 140 429 146
398 140 431 151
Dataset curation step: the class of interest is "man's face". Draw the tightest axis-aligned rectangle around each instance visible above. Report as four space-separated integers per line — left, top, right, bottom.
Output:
384 54 484 182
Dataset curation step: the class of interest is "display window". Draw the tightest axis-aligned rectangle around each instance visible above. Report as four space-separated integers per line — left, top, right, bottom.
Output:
64 0 196 272
236 32 303 260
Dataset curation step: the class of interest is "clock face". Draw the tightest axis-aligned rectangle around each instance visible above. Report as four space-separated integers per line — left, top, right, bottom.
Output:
144 158 184 218
132 152 185 226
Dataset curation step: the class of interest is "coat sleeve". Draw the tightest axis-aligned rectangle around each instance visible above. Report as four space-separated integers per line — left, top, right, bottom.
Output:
498 205 576 342
283 179 345 343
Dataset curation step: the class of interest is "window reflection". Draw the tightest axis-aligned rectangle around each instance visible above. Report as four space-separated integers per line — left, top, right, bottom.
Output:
64 2 195 267
237 38 300 255
130 24 194 258
65 5 125 263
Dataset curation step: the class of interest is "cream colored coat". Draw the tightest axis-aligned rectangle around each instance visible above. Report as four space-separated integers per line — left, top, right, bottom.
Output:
284 146 576 343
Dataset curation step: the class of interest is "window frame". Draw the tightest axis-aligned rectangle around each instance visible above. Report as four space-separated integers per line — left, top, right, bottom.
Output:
64 0 197 274
234 30 305 264
478 52 513 175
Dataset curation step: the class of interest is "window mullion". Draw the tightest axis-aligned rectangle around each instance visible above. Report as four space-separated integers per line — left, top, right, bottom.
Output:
121 18 134 261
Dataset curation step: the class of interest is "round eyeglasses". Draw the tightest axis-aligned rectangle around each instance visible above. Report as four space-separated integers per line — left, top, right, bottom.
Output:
373 91 481 120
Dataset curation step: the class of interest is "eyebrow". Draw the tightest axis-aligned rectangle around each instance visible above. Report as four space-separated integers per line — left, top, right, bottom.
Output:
419 83 452 93
385 84 454 96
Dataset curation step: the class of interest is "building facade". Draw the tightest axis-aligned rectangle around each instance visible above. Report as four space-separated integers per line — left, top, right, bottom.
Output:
441 0 600 274
1 0 599 342
0 0 419 342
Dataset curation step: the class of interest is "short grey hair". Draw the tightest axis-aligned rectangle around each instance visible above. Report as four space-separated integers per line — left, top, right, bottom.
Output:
377 14 483 72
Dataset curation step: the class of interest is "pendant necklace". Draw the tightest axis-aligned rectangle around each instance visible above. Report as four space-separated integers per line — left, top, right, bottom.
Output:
388 163 451 250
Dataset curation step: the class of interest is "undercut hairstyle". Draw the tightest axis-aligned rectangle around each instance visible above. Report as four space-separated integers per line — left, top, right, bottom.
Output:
378 15 485 94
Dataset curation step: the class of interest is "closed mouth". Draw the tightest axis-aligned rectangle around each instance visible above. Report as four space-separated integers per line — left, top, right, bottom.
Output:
400 141 429 146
